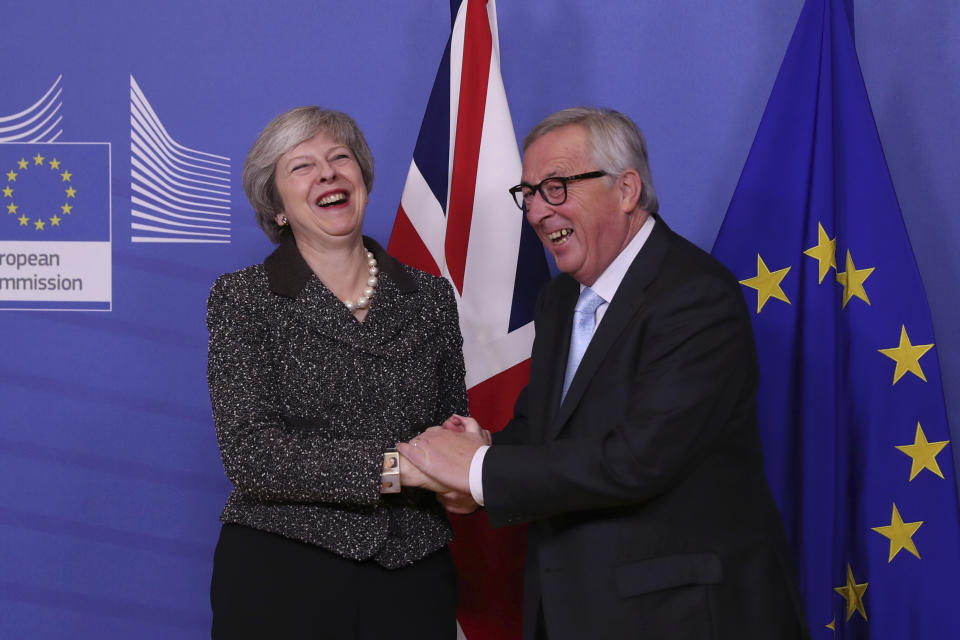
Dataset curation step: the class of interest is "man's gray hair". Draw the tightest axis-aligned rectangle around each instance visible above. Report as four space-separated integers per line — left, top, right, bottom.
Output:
523 107 658 214
242 107 374 243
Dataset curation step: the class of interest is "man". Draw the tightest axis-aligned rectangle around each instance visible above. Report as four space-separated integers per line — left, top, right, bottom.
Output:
399 108 809 639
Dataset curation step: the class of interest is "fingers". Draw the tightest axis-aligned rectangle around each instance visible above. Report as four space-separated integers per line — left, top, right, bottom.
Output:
396 441 425 469
437 490 479 515
441 416 465 432
398 429 475 494
441 414 484 435
456 415 482 434
398 451 452 493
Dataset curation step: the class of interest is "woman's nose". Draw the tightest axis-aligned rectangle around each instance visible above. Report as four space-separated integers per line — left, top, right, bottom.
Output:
315 161 336 183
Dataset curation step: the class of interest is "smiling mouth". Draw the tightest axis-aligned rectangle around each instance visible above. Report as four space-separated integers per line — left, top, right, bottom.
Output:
316 192 348 207
547 228 574 244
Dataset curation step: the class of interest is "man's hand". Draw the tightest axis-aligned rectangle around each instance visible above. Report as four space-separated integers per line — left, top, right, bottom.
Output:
397 422 486 494
398 453 451 493
442 414 493 446
437 489 480 515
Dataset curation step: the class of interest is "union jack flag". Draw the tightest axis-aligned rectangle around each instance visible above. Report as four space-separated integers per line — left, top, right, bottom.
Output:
388 1 549 637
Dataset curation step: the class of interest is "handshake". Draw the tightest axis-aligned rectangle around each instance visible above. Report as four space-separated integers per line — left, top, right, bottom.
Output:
394 415 492 515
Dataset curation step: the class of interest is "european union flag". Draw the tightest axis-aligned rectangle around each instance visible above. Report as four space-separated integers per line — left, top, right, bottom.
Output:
0 143 110 241
712 0 960 636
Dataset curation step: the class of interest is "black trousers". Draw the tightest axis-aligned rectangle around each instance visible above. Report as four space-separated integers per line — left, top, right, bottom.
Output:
211 524 458 639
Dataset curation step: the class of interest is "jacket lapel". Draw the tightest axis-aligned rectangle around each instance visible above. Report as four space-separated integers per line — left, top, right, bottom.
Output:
264 235 419 358
534 276 579 434
547 219 672 439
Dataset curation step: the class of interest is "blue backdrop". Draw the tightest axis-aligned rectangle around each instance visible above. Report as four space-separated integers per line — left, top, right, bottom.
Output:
2 1 957 637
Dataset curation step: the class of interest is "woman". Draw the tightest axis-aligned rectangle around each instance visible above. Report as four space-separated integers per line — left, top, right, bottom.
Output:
207 107 466 639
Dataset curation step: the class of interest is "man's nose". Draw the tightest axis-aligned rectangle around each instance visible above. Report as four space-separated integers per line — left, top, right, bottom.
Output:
525 192 553 224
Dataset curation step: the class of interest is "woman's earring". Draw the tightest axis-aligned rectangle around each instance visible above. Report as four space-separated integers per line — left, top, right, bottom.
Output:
280 216 288 225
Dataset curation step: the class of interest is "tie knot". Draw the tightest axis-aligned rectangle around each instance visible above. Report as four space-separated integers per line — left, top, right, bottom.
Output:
575 287 605 315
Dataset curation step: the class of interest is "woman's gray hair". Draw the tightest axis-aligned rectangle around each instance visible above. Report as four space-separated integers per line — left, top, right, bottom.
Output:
242 107 375 243
522 107 659 214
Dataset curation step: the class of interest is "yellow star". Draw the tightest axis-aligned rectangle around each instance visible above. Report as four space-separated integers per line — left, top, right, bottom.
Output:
49 158 61 170
34 219 46 231
2 186 12 197
835 250 874 308
803 222 837 284
65 186 76 198
826 618 836 631
871 503 922 562
17 158 28 169
6 170 17 181
740 255 791 312
878 325 933 384
896 422 949 481
33 152 45 166
6 202 17 214
18 214 29 226
49 215 61 227
60 170 72 182
833 564 868 622
61 203 73 215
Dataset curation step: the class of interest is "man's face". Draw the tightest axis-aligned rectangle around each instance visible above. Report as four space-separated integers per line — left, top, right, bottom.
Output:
522 125 638 286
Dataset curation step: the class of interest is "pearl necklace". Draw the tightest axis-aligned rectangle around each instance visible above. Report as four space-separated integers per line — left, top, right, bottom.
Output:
343 250 379 312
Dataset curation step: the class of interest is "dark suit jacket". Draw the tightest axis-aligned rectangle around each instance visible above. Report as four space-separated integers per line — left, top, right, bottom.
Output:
206 236 467 568
483 218 809 639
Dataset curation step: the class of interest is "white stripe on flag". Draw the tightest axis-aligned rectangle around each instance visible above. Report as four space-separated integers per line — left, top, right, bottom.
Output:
399 162 448 272
459 43 531 387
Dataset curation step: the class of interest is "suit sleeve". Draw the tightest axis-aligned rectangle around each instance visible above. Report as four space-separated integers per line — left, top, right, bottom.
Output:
482 272 757 526
206 274 385 506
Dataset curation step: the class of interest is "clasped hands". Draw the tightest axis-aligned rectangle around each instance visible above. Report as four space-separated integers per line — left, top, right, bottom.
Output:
396 415 491 515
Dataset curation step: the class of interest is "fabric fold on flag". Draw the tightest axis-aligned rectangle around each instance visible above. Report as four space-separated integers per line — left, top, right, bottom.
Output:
712 0 960 636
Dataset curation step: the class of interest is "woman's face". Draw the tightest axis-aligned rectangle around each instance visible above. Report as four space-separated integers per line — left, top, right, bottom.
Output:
273 130 368 244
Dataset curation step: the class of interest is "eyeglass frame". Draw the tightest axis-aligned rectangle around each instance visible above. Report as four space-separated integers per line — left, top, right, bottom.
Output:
508 170 608 211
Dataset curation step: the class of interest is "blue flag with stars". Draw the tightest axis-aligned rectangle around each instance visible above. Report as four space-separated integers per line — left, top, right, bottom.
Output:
712 0 960 636
0 142 110 241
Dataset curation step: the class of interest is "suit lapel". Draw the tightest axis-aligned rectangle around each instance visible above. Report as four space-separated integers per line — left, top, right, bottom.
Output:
535 276 579 433
547 219 672 439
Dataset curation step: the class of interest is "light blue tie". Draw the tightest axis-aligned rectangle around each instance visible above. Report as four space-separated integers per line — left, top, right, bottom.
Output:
561 287 605 402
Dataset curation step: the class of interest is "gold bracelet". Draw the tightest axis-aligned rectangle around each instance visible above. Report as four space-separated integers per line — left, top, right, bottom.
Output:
380 448 401 493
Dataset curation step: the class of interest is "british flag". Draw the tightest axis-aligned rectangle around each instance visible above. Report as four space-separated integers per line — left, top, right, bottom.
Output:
387 1 549 637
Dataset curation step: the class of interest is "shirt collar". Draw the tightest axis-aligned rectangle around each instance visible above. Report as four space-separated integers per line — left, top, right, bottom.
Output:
586 214 656 303
264 235 417 298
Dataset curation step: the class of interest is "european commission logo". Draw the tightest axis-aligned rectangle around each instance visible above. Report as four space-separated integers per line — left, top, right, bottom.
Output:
130 76 232 243
0 142 112 310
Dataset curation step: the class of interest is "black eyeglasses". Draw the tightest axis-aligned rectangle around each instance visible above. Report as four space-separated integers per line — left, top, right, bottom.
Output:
508 171 607 211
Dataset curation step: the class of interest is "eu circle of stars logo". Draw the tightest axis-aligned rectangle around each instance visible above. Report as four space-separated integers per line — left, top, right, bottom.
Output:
3 152 78 232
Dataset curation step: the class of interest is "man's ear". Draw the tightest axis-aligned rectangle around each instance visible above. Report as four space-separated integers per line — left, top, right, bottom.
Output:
618 169 642 212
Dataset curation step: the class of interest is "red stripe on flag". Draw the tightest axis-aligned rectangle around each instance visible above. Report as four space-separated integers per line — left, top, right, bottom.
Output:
387 204 441 277
467 357 530 433
450 513 526 640
449 358 532 640
445 0 492 294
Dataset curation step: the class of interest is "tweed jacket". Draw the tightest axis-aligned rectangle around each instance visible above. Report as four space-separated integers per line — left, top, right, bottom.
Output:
206 236 467 568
